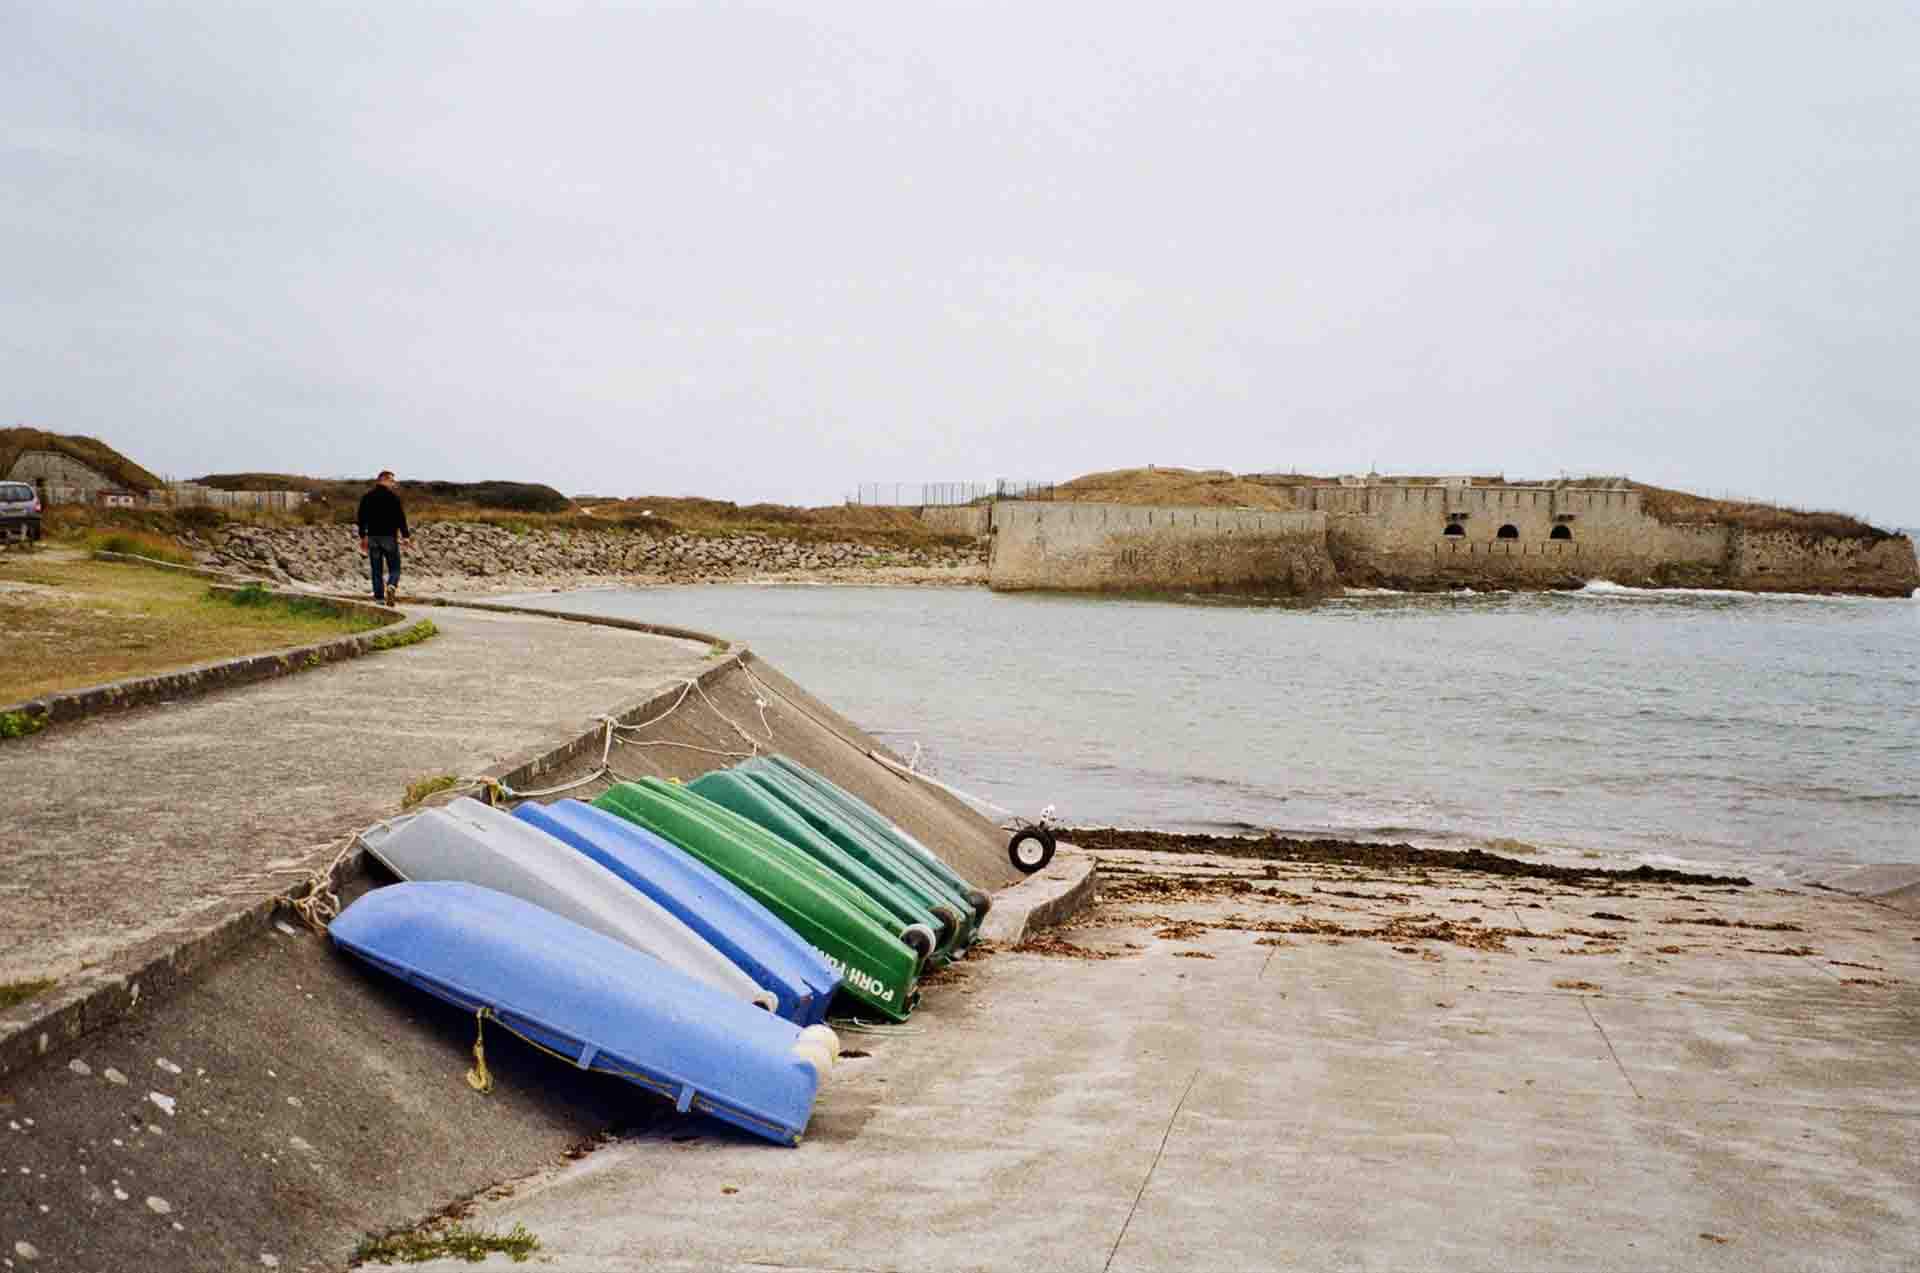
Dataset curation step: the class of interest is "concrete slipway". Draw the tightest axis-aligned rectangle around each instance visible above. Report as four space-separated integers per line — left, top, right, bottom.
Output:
0 597 1028 1270
408 851 1920 1273
3 593 1918 1270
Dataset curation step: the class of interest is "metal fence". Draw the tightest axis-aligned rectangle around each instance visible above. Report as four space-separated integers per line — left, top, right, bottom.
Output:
848 480 1055 507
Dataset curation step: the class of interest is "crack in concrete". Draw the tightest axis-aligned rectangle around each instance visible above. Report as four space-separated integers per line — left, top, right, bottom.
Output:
1105 1067 1200 1271
1583 997 1643 1100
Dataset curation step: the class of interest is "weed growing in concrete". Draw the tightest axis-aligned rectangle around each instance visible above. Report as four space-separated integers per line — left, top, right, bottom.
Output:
351 1221 539 1265
0 709 49 739
403 774 460 808
706 638 731 657
0 977 57 1012
369 619 438 651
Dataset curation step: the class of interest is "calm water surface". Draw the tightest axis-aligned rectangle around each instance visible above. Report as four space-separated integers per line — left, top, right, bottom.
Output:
506 583 1920 881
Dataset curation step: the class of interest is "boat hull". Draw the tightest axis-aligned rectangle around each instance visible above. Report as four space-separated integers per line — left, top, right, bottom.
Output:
358 797 775 1011
687 770 961 957
762 755 993 922
593 780 922 1022
733 760 980 950
331 881 825 1145
512 799 840 1026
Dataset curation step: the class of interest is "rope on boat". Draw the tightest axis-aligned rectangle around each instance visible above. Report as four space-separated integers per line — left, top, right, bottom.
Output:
865 749 1020 819
467 1007 494 1092
278 822 391 932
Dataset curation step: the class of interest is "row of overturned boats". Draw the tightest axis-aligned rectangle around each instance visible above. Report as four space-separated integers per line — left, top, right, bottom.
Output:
325 755 993 1146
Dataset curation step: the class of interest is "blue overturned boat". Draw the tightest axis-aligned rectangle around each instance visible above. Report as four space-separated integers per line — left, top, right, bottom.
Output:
330 881 837 1146
513 799 841 1026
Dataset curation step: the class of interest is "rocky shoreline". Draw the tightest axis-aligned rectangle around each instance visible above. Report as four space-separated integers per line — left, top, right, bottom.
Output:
190 521 989 593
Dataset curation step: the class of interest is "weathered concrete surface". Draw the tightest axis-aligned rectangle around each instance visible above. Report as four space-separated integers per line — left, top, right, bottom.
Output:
1819 864 1920 917
0 877 635 1273
0 606 714 992
0 596 1038 1271
406 849 1920 1272
976 844 1096 944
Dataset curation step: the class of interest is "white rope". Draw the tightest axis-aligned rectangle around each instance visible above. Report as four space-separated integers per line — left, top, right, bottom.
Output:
828 1018 926 1036
866 748 1021 818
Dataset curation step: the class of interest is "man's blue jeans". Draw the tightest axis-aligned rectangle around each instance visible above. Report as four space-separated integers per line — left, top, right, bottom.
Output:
367 535 401 601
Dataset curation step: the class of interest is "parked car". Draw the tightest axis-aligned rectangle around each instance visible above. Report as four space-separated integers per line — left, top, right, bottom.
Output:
0 482 43 541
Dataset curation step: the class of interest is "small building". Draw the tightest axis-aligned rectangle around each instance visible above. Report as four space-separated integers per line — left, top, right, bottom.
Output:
5 449 139 506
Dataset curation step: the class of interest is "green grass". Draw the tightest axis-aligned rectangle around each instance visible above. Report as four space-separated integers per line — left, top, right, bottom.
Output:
352 1222 540 1265
0 710 49 738
403 774 460 808
0 977 57 1012
211 584 363 622
87 530 194 565
369 618 438 651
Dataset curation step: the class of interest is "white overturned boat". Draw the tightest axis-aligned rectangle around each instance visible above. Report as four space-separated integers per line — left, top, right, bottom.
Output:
358 796 778 1012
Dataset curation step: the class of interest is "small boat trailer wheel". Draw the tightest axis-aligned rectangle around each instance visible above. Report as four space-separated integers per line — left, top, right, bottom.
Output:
1008 826 1056 874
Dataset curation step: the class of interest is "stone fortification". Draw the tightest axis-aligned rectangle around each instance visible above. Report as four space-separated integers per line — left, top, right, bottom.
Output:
986 484 1919 596
988 501 1337 595
195 521 985 589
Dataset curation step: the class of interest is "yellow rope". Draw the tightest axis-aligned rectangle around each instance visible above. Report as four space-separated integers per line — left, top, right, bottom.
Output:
455 1008 796 1140
467 1007 494 1093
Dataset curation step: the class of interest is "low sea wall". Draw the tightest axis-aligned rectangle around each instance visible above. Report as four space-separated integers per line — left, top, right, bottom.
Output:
987 490 1919 597
196 522 986 587
988 501 1337 595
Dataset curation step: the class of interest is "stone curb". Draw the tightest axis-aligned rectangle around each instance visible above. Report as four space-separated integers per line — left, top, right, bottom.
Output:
0 604 730 1083
979 845 1099 944
0 556 412 737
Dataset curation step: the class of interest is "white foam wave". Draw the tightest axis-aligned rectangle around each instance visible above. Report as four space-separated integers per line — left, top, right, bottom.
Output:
1342 587 1407 597
1571 579 1874 602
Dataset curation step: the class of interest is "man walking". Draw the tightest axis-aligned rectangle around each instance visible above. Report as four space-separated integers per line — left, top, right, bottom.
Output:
356 470 411 603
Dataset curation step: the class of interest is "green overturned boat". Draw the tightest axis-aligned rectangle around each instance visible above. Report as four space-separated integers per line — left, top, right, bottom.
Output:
760 756 993 926
688 770 968 961
593 779 926 1022
726 759 983 953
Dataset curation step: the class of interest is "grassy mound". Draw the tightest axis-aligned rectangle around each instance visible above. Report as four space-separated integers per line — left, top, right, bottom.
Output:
0 428 163 493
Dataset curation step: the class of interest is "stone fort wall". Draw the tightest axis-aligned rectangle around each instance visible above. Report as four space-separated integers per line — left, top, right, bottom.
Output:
985 486 1919 596
987 501 1337 595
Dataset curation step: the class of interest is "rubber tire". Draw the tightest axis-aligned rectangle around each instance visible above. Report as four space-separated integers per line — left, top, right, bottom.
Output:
1008 828 1056 874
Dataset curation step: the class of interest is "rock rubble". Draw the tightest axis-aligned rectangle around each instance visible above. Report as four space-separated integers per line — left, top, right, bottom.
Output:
189 522 987 592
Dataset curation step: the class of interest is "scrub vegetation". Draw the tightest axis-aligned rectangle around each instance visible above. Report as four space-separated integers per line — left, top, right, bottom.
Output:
0 556 384 703
0 977 57 1011
351 1221 540 1265
402 774 460 808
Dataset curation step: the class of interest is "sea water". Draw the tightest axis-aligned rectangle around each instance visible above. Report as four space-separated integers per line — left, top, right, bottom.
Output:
507 583 1920 881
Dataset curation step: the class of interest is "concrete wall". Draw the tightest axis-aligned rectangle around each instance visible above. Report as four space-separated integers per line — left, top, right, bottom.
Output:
989 500 1336 595
916 504 991 537
998 483 1919 596
6 450 124 504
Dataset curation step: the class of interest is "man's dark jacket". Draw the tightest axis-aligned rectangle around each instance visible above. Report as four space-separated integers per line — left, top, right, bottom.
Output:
356 485 409 538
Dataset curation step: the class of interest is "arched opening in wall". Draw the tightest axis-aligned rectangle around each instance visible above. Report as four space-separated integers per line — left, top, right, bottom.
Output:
1442 523 1465 537
1497 524 1519 540
1550 525 1573 541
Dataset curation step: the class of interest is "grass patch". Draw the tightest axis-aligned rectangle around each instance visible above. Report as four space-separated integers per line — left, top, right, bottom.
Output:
403 774 460 808
211 584 358 621
86 529 194 565
0 557 385 702
352 1222 540 1266
369 618 438 651
0 977 57 1012
0 709 49 739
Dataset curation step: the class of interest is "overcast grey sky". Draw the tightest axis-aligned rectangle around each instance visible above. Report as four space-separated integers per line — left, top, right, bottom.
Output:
5 3 1916 523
